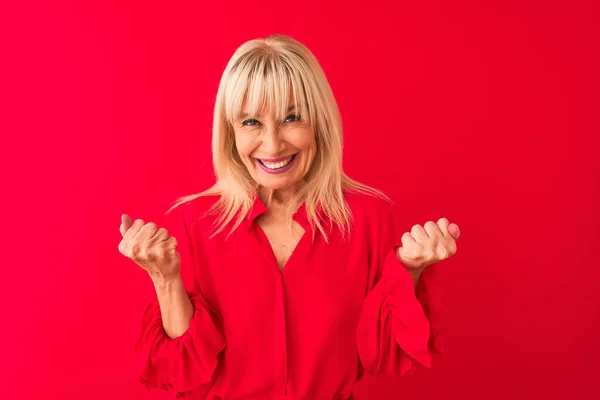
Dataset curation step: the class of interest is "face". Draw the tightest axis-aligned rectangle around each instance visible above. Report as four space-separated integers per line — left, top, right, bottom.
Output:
232 99 317 192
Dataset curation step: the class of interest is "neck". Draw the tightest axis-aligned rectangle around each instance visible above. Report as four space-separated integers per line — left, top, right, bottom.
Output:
258 181 305 209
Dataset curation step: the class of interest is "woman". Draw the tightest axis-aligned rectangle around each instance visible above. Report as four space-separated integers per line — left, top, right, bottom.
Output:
118 34 459 400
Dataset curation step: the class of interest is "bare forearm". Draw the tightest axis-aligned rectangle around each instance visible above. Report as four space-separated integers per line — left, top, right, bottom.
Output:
152 274 194 339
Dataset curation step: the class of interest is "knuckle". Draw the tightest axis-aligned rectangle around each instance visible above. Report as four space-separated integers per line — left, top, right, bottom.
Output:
437 247 449 259
145 222 157 230
449 243 457 254
155 244 170 257
143 248 152 259
131 243 143 256
423 248 435 260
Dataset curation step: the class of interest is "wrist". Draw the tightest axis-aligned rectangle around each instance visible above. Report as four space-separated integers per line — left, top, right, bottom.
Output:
149 272 182 291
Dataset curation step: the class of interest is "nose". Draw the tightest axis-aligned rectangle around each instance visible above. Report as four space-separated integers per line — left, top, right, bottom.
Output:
262 124 285 155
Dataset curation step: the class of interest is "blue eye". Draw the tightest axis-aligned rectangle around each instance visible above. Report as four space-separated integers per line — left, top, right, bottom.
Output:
242 119 259 126
284 114 301 123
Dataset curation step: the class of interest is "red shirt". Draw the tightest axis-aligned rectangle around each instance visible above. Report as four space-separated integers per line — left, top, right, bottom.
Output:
135 190 445 399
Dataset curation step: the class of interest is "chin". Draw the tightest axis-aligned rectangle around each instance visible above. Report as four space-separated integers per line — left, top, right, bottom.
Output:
255 175 300 190
258 181 293 190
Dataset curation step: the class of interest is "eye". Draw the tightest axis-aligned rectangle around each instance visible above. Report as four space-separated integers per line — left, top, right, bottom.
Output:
242 119 260 127
284 114 301 123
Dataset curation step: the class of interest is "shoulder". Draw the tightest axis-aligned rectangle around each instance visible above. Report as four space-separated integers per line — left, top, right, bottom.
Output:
343 188 394 223
165 194 221 229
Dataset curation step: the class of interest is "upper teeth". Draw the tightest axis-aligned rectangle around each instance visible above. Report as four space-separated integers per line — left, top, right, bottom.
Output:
263 156 293 169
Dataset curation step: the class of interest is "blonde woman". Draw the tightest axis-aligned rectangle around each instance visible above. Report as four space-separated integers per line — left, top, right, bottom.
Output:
118 34 460 400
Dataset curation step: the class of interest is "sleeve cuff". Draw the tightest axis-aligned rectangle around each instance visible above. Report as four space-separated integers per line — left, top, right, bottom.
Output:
136 291 226 393
381 247 445 368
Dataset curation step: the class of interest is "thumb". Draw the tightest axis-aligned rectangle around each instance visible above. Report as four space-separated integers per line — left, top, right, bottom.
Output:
120 214 134 237
448 223 460 239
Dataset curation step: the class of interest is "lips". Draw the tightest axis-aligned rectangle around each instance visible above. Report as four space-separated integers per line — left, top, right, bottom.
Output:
255 154 297 174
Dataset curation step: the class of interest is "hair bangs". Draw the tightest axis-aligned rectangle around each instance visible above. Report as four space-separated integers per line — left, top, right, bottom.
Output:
224 54 309 126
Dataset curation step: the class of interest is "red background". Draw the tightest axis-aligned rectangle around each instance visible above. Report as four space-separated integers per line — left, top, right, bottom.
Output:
1 1 598 399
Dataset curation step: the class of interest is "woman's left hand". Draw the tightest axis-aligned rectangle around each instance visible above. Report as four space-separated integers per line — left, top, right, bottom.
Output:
395 218 460 271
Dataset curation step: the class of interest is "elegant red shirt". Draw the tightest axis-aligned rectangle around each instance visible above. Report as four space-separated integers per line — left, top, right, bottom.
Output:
135 190 445 399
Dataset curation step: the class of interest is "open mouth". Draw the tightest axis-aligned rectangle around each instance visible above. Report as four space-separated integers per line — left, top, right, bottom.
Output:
256 154 297 173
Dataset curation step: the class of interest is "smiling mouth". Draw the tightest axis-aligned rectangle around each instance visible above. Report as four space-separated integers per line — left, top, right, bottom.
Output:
257 154 297 170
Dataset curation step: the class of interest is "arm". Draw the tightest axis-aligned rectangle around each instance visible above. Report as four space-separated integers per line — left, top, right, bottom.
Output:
356 205 445 376
151 274 194 339
135 204 226 394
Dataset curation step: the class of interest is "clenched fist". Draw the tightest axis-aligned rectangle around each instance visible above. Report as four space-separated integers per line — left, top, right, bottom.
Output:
118 214 181 283
396 217 460 271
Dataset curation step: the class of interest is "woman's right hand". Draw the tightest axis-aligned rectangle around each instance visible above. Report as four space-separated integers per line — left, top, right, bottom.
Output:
118 214 181 284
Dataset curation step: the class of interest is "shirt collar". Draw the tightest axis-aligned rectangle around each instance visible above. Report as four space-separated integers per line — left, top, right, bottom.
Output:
245 195 327 233
245 195 269 224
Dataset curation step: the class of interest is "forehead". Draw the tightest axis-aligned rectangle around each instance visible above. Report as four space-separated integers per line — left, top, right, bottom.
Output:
238 90 297 118
240 100 296 115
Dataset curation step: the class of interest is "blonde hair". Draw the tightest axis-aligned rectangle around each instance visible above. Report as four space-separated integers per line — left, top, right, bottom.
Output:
167 33 388 241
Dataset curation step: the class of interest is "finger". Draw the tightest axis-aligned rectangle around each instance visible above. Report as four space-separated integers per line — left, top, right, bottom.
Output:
120 214 134 237
396 232 415 258
123 218 145 241
145 227 169 247
424 220 443 239
152 227 169 240
436 218 451 238
167 235 178 249
160 237 180 262
410 224 428 244
448 223 460 239
401 231 415 246
134 221 160 242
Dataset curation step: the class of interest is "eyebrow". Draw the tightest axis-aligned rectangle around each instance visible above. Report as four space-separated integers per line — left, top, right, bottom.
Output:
238 104 296 119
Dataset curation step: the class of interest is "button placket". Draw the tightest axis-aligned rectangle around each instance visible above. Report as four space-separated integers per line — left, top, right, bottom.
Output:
274 272 288 397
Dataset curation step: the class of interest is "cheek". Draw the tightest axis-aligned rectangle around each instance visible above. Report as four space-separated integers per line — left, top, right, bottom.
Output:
289 128 316 152
303 136 317 161
234 134 254 158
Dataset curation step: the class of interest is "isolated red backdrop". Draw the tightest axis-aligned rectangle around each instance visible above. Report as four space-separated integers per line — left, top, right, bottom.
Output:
1 1 598 399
